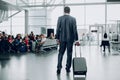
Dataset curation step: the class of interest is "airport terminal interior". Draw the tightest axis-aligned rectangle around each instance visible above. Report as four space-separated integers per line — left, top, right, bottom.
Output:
0 0 120 80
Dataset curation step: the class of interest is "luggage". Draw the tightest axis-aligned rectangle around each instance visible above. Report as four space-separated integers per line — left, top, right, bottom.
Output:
73 45 87 78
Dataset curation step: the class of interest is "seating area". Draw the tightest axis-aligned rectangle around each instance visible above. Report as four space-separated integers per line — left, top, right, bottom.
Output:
0 31 58 54
42 38 58 50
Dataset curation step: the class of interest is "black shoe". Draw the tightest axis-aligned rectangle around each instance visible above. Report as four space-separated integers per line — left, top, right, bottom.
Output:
57 69 61 74
66 68 70 73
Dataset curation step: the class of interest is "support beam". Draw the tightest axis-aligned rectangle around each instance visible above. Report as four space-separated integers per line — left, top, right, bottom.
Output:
21 2 120 8
8 11 22 19
105 0 107 32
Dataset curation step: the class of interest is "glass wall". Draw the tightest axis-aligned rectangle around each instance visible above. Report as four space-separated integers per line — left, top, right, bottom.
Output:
28 7 51 35
11 11 25 36
0 10 25 37
69 6 85 29
107 4 120 23
107 4 120 34
86 5 105 25
51 5 105 29
51 6 63 30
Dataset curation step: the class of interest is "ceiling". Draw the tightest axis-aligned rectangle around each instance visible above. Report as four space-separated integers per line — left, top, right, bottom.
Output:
0 0 21 11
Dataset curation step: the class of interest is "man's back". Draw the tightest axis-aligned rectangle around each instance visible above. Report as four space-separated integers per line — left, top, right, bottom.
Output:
56 15 78 42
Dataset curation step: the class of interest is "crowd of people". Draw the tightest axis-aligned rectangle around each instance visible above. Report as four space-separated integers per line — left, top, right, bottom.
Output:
0 31 53 54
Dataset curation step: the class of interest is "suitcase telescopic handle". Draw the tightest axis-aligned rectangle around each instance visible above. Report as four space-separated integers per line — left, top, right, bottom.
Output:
74 45 81 57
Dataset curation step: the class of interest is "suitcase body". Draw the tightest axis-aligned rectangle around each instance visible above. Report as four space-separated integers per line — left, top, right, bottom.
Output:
73 46 87 77
73 57 87 76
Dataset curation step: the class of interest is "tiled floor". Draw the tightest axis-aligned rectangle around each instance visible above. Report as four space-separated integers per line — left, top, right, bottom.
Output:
0 45 120 80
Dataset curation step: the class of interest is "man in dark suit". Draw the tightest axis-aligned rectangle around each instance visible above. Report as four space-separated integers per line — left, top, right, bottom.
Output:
56 6 79 74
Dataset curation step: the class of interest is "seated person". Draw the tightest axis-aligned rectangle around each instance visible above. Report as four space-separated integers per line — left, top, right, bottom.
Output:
100 33 110 52
1 32 9 54
0 33 2 53
48 33 55 39
13 34 22 53
24 35 32 52
19 39 27 53
8 35 15 53
29 31 35 41
35 34 46 53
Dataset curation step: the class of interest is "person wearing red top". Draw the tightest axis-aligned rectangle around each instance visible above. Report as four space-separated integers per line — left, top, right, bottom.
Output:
24 35 30 52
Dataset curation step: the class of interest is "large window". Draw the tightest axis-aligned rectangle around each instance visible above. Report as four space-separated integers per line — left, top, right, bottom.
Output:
107 4 120 34
86 5 105 25
107 4 120 23
51 7 63 26
0 10 25 36
69 6 85 29
51 5 105 29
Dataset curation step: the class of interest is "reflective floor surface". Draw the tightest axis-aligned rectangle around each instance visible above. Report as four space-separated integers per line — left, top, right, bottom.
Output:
0 45 120 80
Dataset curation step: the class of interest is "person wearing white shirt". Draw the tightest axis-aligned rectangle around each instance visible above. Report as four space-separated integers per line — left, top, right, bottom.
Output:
100 33 110 52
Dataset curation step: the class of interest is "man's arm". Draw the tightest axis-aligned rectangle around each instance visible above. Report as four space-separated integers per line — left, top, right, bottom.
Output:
73 18 78 41
56 17 61 40
72 18 80 46
56 17 61 44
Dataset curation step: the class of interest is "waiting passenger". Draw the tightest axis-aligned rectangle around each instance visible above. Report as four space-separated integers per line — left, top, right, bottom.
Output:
100 33 110 53
35 34 46 53
13 34 22 53
48 33 55 39
8 35 15 53
24 35 30 51
0 33 3 53
1 32 9 53
19 39 27 53
29 31 35 41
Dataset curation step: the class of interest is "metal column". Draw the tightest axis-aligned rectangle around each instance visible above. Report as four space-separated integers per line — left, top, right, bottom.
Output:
25 10 28 34
84 0 86 29
10 10 12 35
105 1 107 32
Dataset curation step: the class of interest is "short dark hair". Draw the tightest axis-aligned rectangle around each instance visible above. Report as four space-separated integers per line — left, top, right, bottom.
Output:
64 6 70 13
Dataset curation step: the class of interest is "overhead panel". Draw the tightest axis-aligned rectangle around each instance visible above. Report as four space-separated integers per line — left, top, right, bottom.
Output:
107 0 120 2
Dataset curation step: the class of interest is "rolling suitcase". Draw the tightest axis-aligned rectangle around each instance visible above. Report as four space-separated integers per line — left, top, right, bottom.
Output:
73 45 87 78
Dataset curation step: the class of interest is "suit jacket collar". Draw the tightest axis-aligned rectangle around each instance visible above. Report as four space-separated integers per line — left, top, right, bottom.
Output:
64 13 69 15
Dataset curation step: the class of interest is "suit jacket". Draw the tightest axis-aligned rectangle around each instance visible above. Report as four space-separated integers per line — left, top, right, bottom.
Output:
56 15 78 43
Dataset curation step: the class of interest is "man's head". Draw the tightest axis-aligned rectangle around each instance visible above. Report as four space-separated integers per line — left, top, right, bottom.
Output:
64 6 70 14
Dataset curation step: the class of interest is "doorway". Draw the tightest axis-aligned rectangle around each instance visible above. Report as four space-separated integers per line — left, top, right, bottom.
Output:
89 24 104 45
